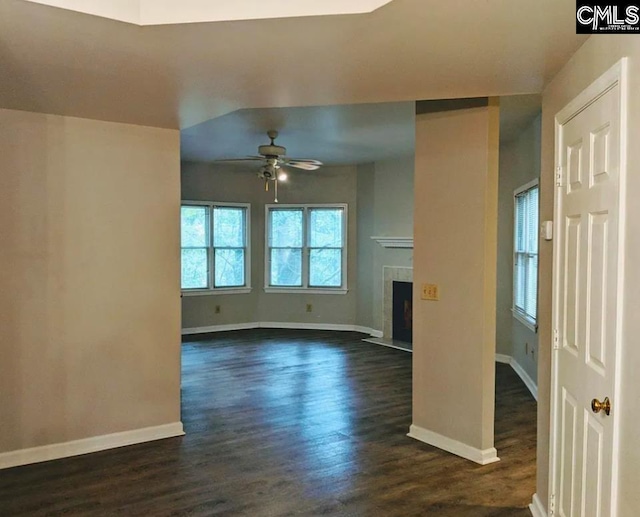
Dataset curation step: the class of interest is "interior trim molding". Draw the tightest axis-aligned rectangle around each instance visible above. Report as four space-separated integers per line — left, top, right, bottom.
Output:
407 424 500 465
182 322 383 338
370 236 413 248
0 422 184 471
529 493 547 517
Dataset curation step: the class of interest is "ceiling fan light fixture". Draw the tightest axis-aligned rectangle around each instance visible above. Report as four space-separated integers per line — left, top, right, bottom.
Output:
215 130 322 199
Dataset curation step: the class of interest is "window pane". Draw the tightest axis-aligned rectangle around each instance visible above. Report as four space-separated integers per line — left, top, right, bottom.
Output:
270 209 303 247
181 206 208 247
526 254 538 319
309 249 342 287
309 208 343 247
527 187 539 253
213 207 245 247
514 252 526 312
270 248 302 286
214 249 245 287
515 195 526 252
181 248 208 289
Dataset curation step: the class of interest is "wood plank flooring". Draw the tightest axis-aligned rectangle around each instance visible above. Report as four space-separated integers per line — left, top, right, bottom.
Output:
0 329 536 516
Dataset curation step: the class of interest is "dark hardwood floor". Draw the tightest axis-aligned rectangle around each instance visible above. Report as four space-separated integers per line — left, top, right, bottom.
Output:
0 330 536 516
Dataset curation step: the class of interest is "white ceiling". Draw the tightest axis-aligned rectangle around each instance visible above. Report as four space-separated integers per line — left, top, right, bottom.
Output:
181 102 416 165
0 0 587 131
24 0 394 25
182 95 540 166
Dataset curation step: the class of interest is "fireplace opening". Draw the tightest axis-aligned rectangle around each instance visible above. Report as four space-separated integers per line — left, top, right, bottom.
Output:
392 281 413 344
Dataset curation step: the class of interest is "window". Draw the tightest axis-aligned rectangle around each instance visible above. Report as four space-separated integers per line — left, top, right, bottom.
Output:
181 202 250 294
513 180 539 329
266 204 347 293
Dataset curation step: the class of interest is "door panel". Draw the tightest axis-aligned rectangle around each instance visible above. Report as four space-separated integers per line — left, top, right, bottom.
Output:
586 212 608 373
582 413 604 517
563 216 581 354
560 388 579 517
553 80 621 516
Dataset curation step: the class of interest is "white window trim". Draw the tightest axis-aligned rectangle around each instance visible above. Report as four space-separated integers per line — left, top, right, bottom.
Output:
181 200 251 296
514 178 539 197
512 179 539 332
264 203 348 294
512 307 537 332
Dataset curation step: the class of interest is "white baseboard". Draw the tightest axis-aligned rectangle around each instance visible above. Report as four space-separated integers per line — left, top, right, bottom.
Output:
182 321 382 338
0 422 184 470
495 353 512 364
510 357 538 401
181 322 259 335
259 321 355 332
354 326 383 338
407 424 500 465
495 354 538 401
529 493 547 517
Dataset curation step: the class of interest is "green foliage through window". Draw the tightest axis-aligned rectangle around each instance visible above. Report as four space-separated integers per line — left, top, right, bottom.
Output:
514 184 539 324
268 205 346 289
181 204 248 290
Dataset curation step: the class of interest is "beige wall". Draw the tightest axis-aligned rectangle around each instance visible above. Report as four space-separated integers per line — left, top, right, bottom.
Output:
496 115 540 382
181 162 358 329
355 157 415 332
412 103 499 451
370 157 414 332
538 36 640 515
0 109 181 453
356 163 376 329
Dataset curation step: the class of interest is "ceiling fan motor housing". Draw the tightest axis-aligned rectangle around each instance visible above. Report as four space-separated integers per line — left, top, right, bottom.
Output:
258 144 286 157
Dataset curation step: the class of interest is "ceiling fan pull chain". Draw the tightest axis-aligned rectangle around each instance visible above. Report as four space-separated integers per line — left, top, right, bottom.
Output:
265 179 269 192
274 178 279 203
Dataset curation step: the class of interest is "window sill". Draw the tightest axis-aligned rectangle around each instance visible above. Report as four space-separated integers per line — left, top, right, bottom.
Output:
512 309 537 332
264 287 348 295
182 287 252 297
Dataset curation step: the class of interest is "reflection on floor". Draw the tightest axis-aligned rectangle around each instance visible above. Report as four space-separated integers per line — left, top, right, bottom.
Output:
0 329 536 516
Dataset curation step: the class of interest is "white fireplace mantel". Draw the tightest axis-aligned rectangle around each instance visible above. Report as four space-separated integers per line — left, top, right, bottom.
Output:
371 236 413 249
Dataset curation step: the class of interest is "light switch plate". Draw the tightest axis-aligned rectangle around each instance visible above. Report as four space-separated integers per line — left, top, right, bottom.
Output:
421 283 440 301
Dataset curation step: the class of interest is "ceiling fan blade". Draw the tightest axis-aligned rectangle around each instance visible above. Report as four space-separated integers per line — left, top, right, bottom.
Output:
287 162 321 171
285 158 323 165
285 158 323 171
214 157 264 163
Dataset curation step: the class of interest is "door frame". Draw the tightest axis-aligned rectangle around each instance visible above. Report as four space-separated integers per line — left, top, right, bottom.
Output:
548 58 628 515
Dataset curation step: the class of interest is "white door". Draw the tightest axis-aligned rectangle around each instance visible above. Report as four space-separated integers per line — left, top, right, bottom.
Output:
551 61 626 517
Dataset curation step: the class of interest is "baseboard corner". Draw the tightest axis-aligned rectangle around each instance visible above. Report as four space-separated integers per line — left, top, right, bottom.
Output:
407 424 500 466
529 493 547 517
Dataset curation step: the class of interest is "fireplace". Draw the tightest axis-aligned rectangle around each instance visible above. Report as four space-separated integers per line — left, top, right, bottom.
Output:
383 266 413 342
392 281 413 343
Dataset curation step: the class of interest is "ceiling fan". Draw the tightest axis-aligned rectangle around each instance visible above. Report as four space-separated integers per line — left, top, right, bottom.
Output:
216 130 323 202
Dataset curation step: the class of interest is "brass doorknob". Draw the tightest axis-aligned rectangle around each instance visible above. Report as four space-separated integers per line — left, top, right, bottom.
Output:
591 397 611 416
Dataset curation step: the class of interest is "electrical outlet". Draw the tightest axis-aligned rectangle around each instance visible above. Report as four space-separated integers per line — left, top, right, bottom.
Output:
306 303 312 313
215 305 221 314
421 283 440 301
